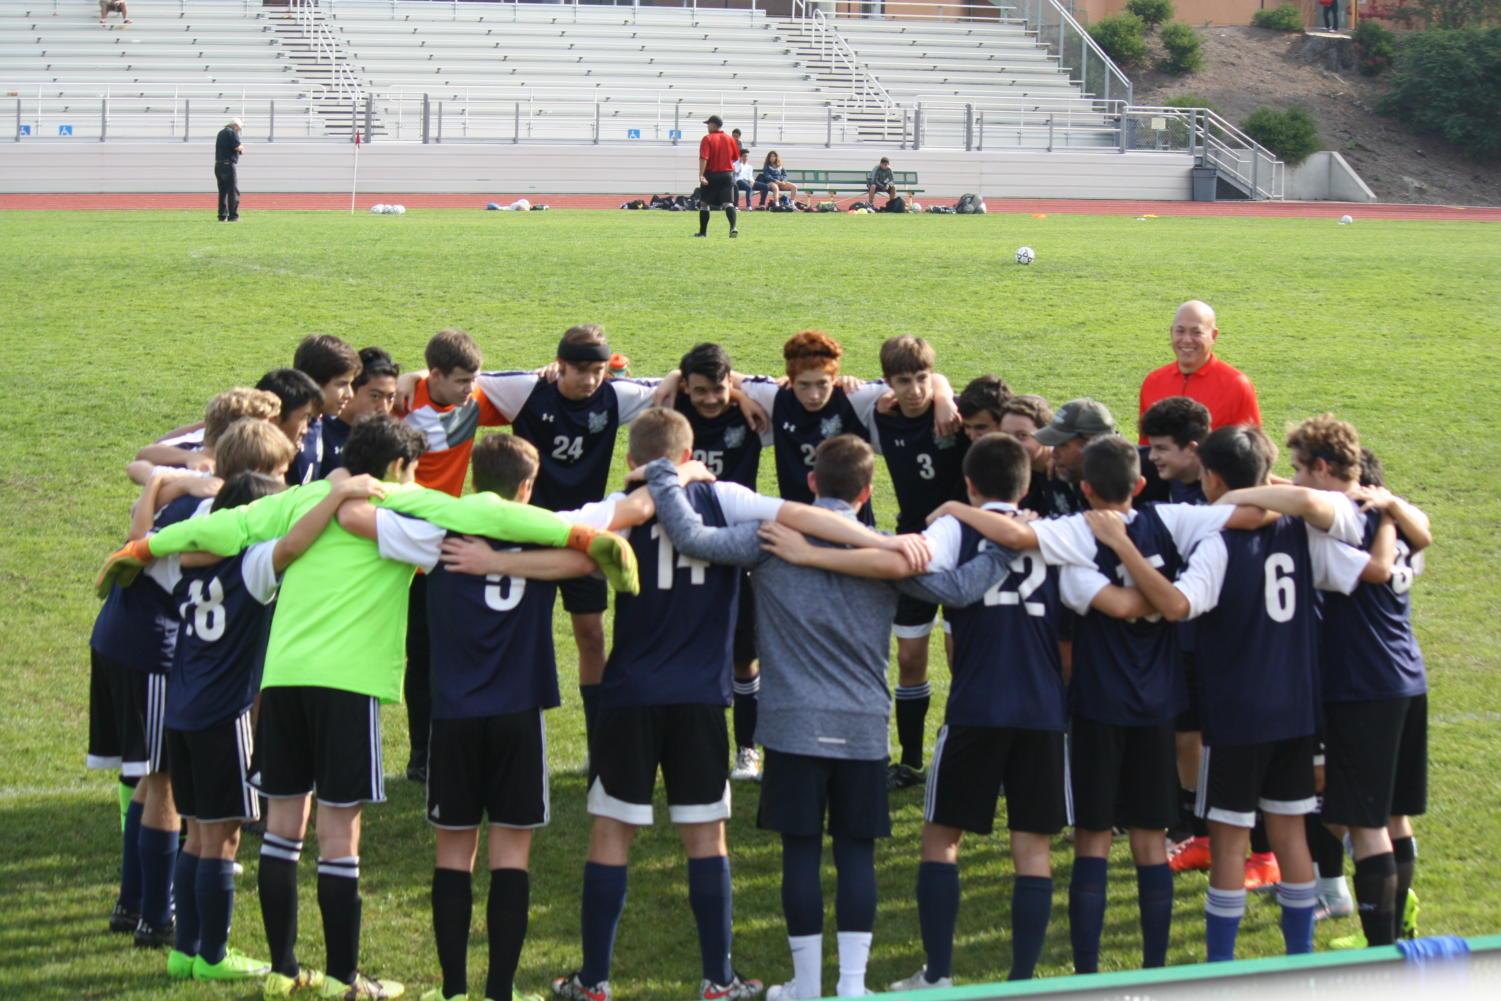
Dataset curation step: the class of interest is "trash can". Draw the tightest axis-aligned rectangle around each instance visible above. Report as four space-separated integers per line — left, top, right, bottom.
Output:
1191 166 1218 202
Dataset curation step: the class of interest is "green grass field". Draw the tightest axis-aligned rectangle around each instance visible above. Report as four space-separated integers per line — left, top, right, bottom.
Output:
1 208 1498 1001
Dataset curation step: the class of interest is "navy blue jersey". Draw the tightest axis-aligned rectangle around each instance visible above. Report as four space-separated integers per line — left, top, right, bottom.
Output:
1020 472 1085 518
943 522 1066 730
1193 519 1319 746
769 385 876 525
675 394 762 490
89 495 202 675
873 407 968 533
1068 505 1185 726
319 416 352 476
165 546 277 731
1318 510 1426 703
599 482 740 709
423 534 562 721
287 416 323 486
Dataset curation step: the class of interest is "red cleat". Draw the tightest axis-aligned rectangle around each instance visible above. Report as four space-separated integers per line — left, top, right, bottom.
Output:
1244 852 1282 891
1168 835 1212 873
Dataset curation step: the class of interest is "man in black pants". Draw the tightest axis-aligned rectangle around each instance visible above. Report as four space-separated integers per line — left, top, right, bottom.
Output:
695 115 739 239
214 118 243 222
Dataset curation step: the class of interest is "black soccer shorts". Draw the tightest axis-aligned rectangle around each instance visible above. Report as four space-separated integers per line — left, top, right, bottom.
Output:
925 724 1069 835
893 594 940 640
1069 715 1178 831
1321 695 1427 828
700 171 736 209
121 667 168 779
168 711 259 823
427 708 549 830
587 704 730 826
757 749 891 840
87 649 125 770
560 575 609 616
250 686 386 807
1197 735 1318 828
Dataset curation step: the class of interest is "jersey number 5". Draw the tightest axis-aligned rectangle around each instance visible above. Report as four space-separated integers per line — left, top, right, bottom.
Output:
484 547 528 611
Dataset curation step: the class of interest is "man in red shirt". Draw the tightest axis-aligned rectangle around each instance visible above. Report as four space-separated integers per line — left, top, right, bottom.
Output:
696 115 741 239
1138 300 1261 443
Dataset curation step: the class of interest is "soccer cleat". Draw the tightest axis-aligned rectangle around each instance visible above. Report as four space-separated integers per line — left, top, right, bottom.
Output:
730 747 762 782
1401 888 1420 938
195 948 272 981
264 968 327 998
319 972 405 999
765 985 805 1001
693 233 707 238
109 902 141 934
700 971 763 1000
1328 930 1368 951
552 971 610 1001
887 968 953 991
96 538 156 597
417 991 463 1001
167 949 196 980
406 760 428 784
886 762 925 791
564 527 639 596
133 917 176 949
1168 835 1212 873
1244 852 1282 892
729 229 739 239
1314 893 1355 921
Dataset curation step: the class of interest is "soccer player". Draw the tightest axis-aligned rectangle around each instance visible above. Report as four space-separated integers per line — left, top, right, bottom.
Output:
695 114 740 238
1215 415 1433 948
468 325 659 745
100 415 637 1000
670 343 770 781
553 411 930 1001
1087 425 1379 960
997 395 1077 518
954 375 1010 441
129 387 282 481
288 334 362 484
257 368 326 467
645 434 1007 1001
1140 396 1209 505
870 336 967 789
322 347 399 475
165 468 383 983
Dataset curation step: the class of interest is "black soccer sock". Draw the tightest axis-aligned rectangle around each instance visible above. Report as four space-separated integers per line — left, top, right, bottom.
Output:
780 834 824 937
1308 815 1346 878
1250 813 1271 856
698 210 711 236
1393 836 1417 931
725 205 738 230
894 684 930 770
1354 852 1398 945
432 868 471 999
687 855 734 985
317 856 362 985
732 676 760 750
486 868 530 1001
259 834 303 977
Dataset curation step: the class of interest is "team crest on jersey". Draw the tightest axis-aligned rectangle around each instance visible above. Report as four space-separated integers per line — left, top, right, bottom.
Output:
587 410 609 435
724 425 746 449
819 414 844 438
936 434 959 450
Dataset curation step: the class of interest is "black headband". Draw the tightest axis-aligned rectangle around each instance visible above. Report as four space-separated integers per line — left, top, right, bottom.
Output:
557 340 611 363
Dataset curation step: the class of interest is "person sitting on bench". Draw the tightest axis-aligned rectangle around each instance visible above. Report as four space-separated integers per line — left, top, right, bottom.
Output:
867 157 897 207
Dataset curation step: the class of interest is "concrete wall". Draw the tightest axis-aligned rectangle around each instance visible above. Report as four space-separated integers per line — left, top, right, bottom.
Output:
1282 150 1376 202
0 142 1196 199
1071 1 1267 26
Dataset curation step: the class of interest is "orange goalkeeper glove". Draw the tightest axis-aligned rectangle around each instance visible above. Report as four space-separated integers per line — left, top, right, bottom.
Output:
565 526 639 596
95 538 155 599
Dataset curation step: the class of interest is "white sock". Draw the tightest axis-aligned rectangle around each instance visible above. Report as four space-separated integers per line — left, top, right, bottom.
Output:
835 930 872 997
788 933 822 1000
1317 874 1352 903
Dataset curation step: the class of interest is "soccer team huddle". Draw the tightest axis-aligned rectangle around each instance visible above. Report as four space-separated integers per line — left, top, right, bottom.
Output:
88 318 1433 1001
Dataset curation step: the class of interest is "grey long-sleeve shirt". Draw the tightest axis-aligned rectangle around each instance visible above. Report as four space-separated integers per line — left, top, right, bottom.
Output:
646 459 1009 761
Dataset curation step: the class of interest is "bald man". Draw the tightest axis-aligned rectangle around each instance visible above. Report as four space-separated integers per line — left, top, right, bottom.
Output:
1137 301 1261 444
214 118 244 222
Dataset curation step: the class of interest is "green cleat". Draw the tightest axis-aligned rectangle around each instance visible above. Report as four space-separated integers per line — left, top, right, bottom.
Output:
265 968 327 998
418 990 464 1001
195 947 272 981
513 991 545 1001
167 949 196 980
1329 930 1368 950
1401 888 1420 938
320 971 405 999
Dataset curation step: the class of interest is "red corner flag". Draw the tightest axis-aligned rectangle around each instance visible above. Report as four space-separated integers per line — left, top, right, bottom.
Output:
354 130 362 146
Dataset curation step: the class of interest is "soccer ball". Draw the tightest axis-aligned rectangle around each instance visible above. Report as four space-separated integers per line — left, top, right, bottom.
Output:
1339 214 1354 225
1015 246 1036 265
393 205 406 215
370 203 386 214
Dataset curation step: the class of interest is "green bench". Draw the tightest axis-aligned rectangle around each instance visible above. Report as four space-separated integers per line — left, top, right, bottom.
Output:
780 168 923 199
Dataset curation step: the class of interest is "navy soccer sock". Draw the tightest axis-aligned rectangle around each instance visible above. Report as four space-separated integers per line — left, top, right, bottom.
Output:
916 861 959 980
1068 856 1107 974
1009 875 1052 981
1137 863 1173 968
1205 887 1246 961
580 862 628 986
688 855 734 985
780 834 824 937
173 851 201 955
119 799 144 912
1278 879 1318 954
139 823 180 928
832 837 876 933
732 676 760 750
197 857 237 965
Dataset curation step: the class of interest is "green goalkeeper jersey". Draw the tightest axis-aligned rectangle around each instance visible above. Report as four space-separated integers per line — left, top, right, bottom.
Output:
145 481 573 703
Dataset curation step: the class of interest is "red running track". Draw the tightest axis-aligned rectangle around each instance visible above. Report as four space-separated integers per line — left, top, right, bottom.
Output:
1 192 1497 221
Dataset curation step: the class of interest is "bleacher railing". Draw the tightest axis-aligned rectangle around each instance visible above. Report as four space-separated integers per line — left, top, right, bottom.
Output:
7 83 344 143
789 1 898 119
290 0 365 106
307 0 771 25
1129 105 1284 199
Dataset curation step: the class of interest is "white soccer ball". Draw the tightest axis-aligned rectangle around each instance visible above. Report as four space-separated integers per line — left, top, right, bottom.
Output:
512 198 531 212
1339 214 1354 225
977 201 988 214
393 204 406 215
1015 246 1036 265
370 203 386 214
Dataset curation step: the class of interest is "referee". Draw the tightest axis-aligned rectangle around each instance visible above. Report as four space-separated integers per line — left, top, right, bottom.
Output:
215 118 243 222
695 115 740 239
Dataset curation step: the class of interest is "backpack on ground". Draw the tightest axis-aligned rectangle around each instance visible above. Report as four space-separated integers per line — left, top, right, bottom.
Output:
885 196 908 213
954 193 981 214
925 204 955 214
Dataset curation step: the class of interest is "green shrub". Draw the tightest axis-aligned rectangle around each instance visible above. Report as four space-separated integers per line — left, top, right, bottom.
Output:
1089 12 1149 66
1158 22 1204 74
1251 3 1306 32
1379 27 1501 159
1352 20 1398 75
1242 106 1320 165
1125 0 1174 31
